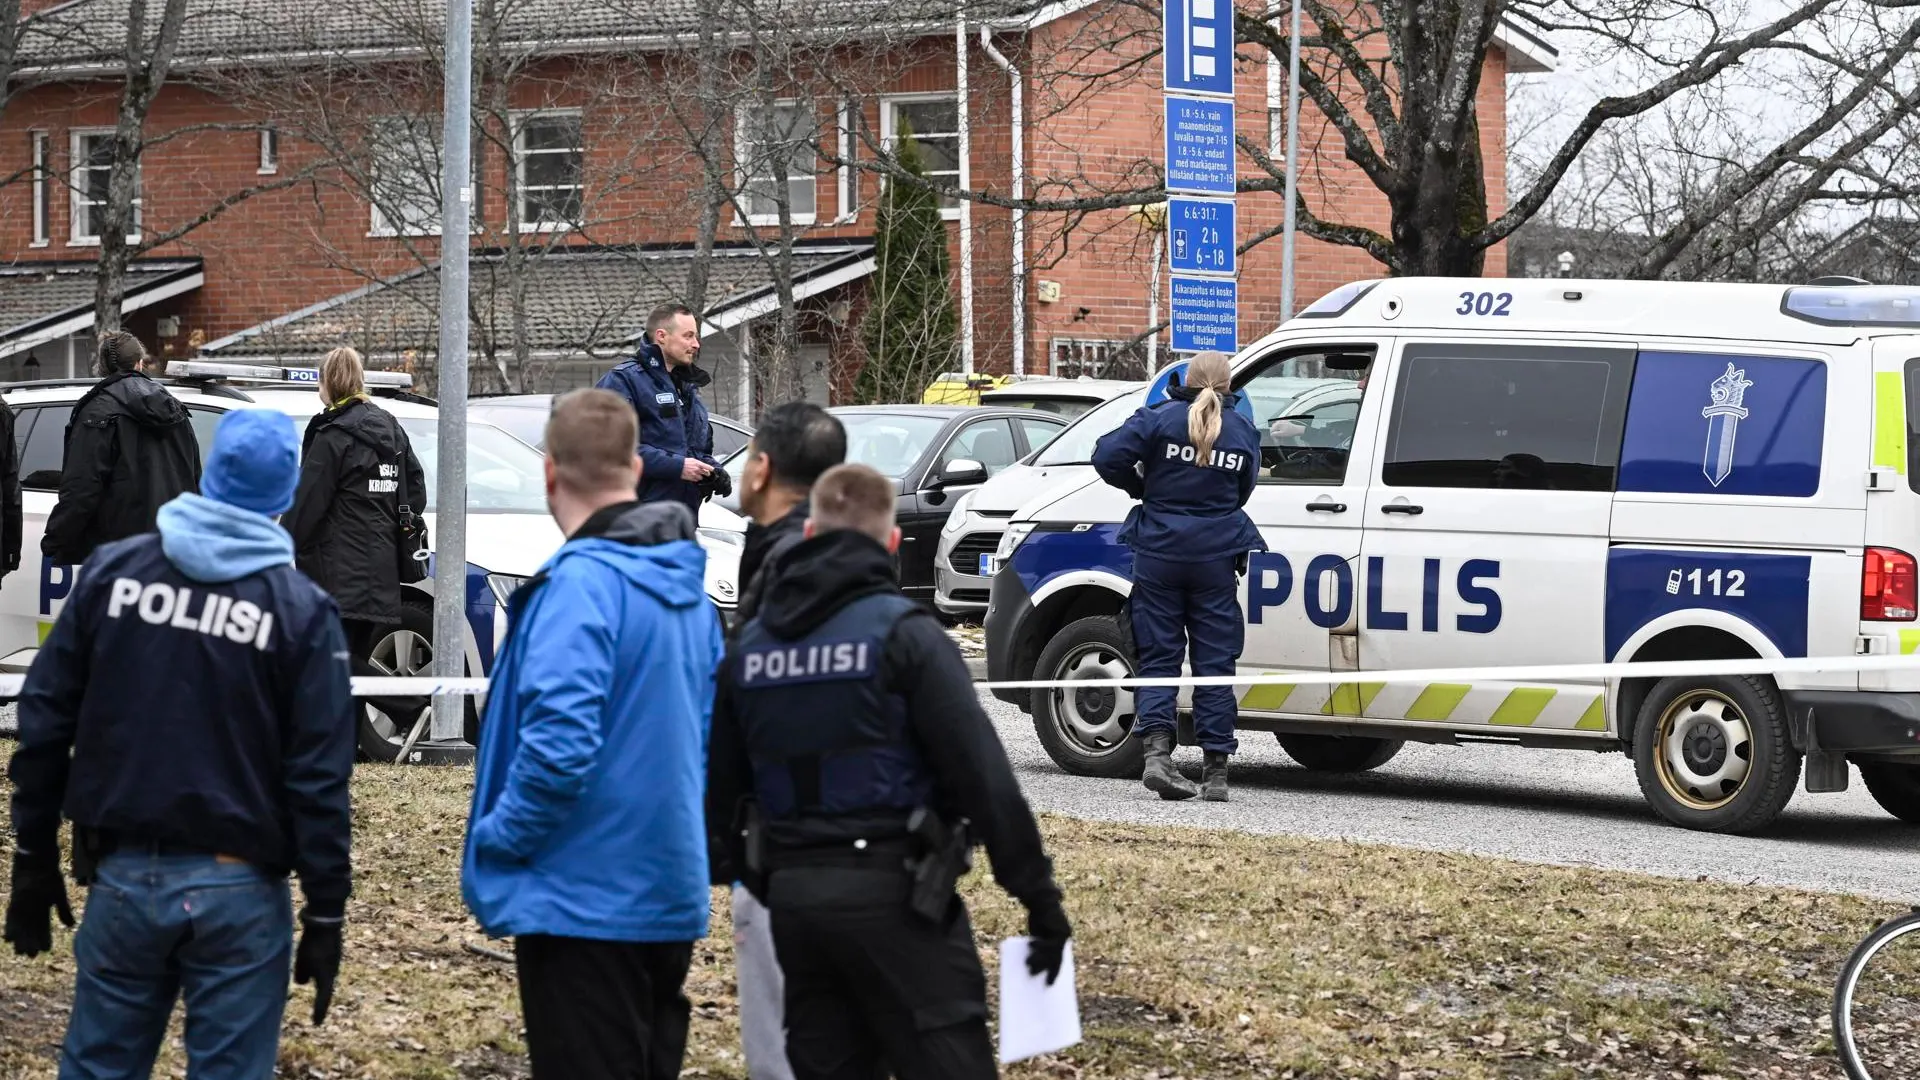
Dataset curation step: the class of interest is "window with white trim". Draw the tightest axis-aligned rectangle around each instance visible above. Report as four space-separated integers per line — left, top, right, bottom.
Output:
835 100 857 223
738 101 817 225
369 115 443 237
881 95 961 218
30 131 48 246
259 127 279 174
513 111 583 230
69 130 140 245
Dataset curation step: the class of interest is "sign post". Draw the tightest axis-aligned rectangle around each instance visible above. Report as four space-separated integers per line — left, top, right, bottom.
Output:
1162 0 1237 357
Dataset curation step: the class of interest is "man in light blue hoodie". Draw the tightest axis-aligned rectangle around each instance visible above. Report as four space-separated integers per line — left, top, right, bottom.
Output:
461 388 722 1080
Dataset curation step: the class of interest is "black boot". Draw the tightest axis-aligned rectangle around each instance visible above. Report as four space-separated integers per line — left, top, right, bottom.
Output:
1140 731 1199 801
1202 751 1229 802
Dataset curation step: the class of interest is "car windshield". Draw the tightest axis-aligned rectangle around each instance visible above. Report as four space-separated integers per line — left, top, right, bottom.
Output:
395 417 550 513
720 412 948 492
469 404 548 450
1032 388 1147 465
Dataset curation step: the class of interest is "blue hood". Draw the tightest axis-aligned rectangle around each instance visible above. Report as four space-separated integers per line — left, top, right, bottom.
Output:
551 503 708 609
156 493 296 583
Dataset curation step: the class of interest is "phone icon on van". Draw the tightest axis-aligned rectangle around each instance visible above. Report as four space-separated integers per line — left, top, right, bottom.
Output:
1666 569 1684 595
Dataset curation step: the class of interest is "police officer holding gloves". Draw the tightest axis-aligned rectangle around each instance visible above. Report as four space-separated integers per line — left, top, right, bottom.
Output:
5 409 355 1077
707 463 1072 1079
1093 350 1264 802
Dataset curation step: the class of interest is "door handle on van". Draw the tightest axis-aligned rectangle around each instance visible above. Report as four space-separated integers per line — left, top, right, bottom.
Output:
1305 499 1347 513
1380 503 1424 515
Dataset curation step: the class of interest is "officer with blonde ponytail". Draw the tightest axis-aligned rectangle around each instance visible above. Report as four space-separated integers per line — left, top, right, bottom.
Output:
1092 352 1264 800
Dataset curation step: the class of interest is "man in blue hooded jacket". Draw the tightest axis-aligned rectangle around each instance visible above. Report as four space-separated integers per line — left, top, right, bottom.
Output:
594 303 726 515
6 408 355 1078
462 387 723 1080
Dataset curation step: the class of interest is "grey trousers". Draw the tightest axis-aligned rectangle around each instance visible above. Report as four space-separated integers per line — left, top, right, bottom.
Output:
734 884 795 1080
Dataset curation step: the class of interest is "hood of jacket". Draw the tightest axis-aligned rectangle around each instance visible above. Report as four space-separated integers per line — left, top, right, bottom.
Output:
555 500 707 609
636 340 714 390
155 493 296 583
1168 383 1244 409
305 397 402 457
759 528 898 640
86 370 192 428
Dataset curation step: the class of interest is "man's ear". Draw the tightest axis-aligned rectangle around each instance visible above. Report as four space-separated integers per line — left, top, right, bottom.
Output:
632 451 644 480
544 456 558 496
886 525 902 554
803 519 816 539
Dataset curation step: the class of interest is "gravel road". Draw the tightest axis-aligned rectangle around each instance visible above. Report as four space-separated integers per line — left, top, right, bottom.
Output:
980 691 1920 903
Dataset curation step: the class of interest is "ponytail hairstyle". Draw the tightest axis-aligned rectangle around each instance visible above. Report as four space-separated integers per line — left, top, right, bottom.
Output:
1184 350 1232 464
96 330 150 377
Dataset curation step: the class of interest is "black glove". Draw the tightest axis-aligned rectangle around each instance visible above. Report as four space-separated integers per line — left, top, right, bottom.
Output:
1025 897 1072 986
292 907 344 1025
704 466 732 499
3 848 74 958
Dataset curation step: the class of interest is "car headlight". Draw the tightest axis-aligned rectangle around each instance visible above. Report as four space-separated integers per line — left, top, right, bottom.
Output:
941 491 974 535
698 527 746 548
994 522 1037 562
487 573 529 607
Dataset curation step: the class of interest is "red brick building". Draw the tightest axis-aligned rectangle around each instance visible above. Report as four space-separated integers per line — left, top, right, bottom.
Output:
0 0 1551 418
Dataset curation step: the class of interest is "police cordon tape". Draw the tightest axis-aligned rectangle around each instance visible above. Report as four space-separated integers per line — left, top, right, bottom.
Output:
2 653 1920 701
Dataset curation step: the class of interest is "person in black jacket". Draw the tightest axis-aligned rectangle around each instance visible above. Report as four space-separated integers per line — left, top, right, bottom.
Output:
0 397 22 586
707 464 1072 1080
5 408 355 1076
285 347 429 736
42 331 201 567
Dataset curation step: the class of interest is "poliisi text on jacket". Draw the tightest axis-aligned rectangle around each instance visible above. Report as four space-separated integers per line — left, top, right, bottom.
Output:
1161 441 1248 472
738 636 878 687
105 577 276 650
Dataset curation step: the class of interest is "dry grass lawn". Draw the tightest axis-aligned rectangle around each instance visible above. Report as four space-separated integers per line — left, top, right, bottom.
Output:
0 766 1903 1078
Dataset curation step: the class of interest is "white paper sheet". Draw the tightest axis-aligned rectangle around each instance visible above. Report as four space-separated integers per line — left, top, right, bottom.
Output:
997 936 1082 1064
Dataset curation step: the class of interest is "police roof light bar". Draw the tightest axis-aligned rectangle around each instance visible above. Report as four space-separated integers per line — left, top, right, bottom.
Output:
166 360 414 389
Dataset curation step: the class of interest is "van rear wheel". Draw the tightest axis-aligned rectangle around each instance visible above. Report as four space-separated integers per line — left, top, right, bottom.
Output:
1859 762 1920 823
1031 615 1144 779
1277 733 1402 772
1631 675 1799 834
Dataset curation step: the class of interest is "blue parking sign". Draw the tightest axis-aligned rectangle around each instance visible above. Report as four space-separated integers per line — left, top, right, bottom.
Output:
1170 275 1238 353
1163 0 1234 97
1167 197 1234 276
1164 95 1235 196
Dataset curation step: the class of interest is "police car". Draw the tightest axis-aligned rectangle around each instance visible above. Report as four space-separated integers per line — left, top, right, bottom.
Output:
0 361 742 760
985 277 1920 834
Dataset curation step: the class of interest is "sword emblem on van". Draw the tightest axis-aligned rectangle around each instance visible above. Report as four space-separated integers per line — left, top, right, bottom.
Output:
1701 361 1754 487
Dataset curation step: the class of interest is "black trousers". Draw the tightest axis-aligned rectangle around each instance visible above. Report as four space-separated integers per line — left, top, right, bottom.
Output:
766 866 995 1080
513 934 694 1080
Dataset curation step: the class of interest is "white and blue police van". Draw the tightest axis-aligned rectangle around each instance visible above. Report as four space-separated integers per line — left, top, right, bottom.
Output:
0 361 741 762
984 277 1920 834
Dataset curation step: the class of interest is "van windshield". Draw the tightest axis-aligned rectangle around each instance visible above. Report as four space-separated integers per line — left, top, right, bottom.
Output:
1032 388 1147 466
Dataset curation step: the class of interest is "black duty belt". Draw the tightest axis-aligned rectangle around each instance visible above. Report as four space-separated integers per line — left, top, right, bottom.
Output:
767 836 916 871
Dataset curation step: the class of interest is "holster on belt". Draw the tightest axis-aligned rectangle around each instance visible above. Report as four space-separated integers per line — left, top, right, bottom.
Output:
70 827 104 887
905 807 972 925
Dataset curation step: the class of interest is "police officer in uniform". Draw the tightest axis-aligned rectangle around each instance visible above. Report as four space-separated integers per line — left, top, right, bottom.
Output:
595 302 728 515
707 463 1072 1080
5 409 355 1077
1092 350 1264 802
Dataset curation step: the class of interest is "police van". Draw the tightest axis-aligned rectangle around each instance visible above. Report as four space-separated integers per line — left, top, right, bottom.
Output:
984 277 1920 834
0 361 742 761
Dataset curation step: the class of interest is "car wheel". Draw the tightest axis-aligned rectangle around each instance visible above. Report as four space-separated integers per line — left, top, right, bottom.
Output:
1859 761 1920 824
1631 674 1799 834
356 598 480 763
1276 733 1403 772
1031 615 1144 778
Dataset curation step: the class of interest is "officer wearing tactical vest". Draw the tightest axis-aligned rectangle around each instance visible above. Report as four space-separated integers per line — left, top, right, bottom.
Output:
707 463 1072 1079
1093 350 1264 802
6 409 355 1077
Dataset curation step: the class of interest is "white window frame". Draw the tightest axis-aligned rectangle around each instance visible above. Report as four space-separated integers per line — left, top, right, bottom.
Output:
510 109 584 233
258 127 279 175
368 115 446 238
834 99 857 224
880 93 963 221
29 131 48 247
734 99 818 228
69 128 140 247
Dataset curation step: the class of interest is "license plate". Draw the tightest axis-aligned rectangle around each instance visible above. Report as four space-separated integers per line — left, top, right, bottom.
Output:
979 554 996 576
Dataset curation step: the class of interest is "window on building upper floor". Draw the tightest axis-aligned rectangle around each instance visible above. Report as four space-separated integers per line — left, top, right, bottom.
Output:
30 131 49 247
259 127 279 174
738 101 818 226
369 115 443 237
513 111 583 230
70 130 140 246
882 96 961 218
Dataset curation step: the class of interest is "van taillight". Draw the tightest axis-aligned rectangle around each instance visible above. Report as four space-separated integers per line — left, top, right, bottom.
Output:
1863 547 1918 621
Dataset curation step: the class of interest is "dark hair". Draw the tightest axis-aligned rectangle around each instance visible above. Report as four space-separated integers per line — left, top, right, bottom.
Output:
96 330 150 376
749 401 846 490
647 303 695 338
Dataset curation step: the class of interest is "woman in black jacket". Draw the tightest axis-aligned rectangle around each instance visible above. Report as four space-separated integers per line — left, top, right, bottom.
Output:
285 347 428 737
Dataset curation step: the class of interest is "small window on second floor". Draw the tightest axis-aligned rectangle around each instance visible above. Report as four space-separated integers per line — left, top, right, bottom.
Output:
70 130 140 245
883 97 962 216
369 116 442 237
514 112 583 230
259 127 279 174
738 102 817 225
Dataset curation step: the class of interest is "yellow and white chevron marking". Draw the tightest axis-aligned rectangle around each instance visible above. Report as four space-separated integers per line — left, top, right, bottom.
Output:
1235 674 1607 731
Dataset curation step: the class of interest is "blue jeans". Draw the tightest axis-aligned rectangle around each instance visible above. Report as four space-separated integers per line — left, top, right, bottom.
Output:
1130 552 1244 755
60 851 293 1080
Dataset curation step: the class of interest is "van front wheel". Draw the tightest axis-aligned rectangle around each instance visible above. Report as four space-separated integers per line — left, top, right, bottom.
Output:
1031 615 1145 779
1631 675 1799 834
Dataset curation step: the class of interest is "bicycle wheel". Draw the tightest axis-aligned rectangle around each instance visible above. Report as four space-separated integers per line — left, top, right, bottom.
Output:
1833 907 1920 1080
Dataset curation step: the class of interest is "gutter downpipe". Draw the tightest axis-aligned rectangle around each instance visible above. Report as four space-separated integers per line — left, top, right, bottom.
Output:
980 26 1026 376
957 13 975 374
